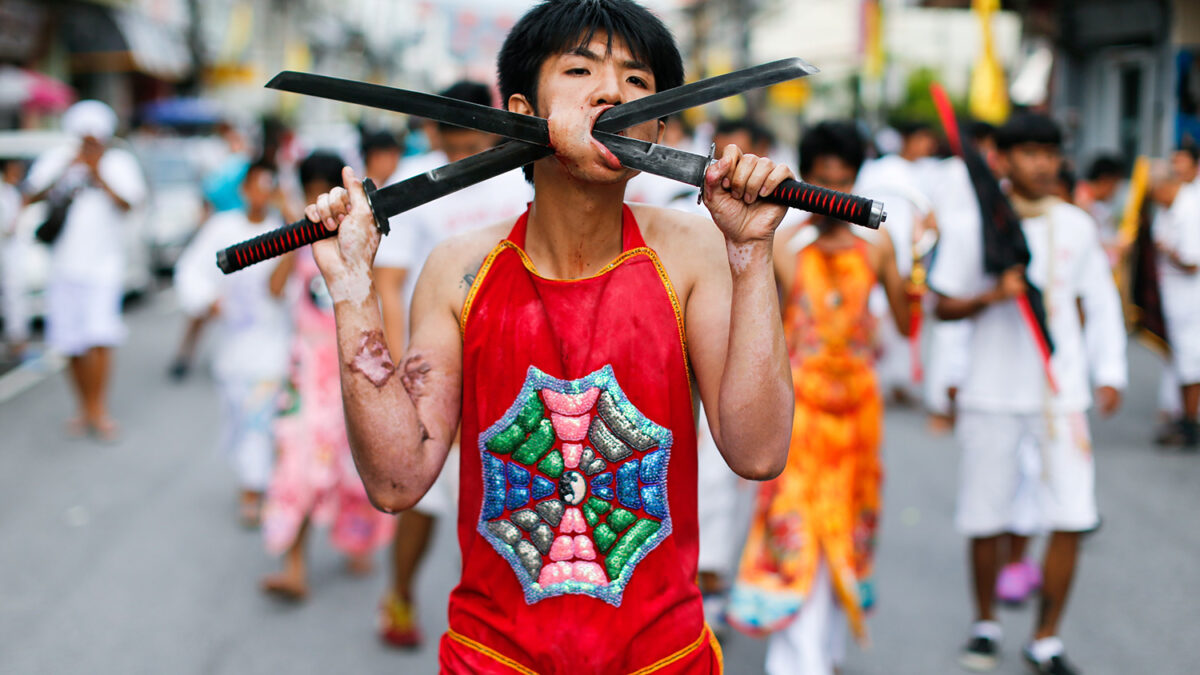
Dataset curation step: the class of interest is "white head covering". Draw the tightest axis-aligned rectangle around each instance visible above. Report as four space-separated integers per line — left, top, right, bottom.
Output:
62 100 118 142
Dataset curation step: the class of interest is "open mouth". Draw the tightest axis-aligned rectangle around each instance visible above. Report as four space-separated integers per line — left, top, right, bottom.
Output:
588 105 624 171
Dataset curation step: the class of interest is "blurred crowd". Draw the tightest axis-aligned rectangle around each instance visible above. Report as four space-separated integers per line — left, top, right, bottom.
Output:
1 50 1197 675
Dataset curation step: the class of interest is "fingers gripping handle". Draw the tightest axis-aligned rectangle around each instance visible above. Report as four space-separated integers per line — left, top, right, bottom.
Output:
767 179 886 229
216 178 387 274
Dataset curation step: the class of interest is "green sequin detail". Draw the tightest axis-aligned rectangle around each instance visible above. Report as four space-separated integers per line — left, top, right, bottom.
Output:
511 419 554 465
515 396 545 432
607 508 636 532
594 523 617 553
537 450 564 478
583 497 611 527
486 424 524 455
606 519 660 580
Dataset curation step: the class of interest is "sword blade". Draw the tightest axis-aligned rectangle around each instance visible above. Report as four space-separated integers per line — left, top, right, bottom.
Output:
268 72 550 145
593 58 818 133
594 132 708 186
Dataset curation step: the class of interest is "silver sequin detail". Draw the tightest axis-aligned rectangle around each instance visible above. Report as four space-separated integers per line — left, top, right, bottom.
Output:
531 523 554 555
580 447 607 476
512 509 541 531
598 391 656 450
487 520 522 546
588 416 632 462
516 540 542 578
536 499 565 527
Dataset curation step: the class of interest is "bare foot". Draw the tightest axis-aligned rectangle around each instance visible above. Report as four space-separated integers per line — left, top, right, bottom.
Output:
65 416 88 439
927 413 954 435
345 554 374 577
239 491 263 528
261 571 308 601
89 417 120 443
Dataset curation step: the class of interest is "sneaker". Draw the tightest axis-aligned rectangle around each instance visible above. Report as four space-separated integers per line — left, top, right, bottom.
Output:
379 592 422 649
960 635 1000 671
1024 642 1080 674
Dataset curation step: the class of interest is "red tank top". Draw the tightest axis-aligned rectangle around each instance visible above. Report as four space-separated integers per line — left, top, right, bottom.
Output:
441 205 720 673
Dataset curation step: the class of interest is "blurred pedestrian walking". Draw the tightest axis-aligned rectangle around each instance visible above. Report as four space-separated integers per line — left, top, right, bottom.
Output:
1 158 28 361
174 159 290 525
24 100 147 441
727 121 911 675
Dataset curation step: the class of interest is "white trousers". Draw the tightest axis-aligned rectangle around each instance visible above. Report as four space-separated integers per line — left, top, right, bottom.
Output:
765 560 848 675
2 239 29 343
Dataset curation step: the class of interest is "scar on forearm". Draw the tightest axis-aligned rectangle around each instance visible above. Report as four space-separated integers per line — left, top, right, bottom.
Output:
401 352 434 400
347 330 396 387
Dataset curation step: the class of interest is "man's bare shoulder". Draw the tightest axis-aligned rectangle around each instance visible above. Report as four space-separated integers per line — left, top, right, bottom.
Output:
423 218 518 308
631 204 726 265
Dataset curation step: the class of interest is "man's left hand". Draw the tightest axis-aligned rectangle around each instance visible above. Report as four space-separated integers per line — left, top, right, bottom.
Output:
702 144 793 245
1096 385 1122 417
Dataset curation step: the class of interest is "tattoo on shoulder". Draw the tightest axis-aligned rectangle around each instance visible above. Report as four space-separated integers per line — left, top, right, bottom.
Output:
459 256 485 294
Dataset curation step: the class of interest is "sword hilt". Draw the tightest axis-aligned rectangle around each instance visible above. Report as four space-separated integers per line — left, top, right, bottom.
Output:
216 178 388 274
766 179 886 230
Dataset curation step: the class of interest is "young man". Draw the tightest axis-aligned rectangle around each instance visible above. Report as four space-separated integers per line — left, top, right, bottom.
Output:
1148 161 1200 448
728 120 910 675
372 80 532 648
175 160 290 525
929 113 1127 674
25 100 147 441
304 1 794 670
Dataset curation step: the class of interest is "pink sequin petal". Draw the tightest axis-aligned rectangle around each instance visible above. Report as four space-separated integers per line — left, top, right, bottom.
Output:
549 535 575 561
562 443 584 469
560 507 586 534
572 561 608 585
538 561 573 585
573 535 597 561
541 388 601 416
551 413 591 442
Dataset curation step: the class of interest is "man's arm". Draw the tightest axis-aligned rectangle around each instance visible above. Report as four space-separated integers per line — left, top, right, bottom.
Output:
375 266 409 356
872 233 913 336
934 267 1024 320
685 145 795 481
1077 224 1127 417
309 167 461 512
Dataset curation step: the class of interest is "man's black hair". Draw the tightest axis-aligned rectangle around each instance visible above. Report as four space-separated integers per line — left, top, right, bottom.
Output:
1085 154 1124 182
1176 144 1200 164
497 0 684 113
242 157 278 183
1058 163 1077 195
360 130 401 159
298 151 345 189
799 120 866 177
995 113 1063 151
438 81 495 132
894 119 933 138
966 120 996 145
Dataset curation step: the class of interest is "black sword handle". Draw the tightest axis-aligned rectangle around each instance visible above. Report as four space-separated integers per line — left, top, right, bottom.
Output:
765 179 887 230
216 179 388 274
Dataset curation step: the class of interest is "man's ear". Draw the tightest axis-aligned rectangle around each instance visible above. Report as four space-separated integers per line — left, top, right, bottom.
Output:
656 120 666 144
508 94 535 116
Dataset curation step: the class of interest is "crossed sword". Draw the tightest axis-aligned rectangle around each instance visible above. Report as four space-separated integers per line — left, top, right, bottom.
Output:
216 58 886 274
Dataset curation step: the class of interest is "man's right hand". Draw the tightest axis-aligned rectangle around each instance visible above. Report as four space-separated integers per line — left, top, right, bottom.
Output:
994 266 1027 301
307 166 381 305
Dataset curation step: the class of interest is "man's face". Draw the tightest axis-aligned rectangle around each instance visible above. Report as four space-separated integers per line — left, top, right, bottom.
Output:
1171 150 1198 183
511 33 663 184
1091 175 1119 202
713 129 754 155
904 130 937 159
303 178 334 205
242 168 276 211
1003 143 1061 199
365 147 401 182
806 155 857 224
440 128 496 163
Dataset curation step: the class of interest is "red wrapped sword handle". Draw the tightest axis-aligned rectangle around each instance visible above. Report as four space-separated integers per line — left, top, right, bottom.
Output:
216 178 388 274
765 179 886 229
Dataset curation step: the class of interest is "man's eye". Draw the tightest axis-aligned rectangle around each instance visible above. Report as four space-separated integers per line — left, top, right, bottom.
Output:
567 68 589 76
627 76 647 88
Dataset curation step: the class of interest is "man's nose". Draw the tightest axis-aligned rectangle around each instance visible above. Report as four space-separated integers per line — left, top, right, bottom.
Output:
591 68 623 107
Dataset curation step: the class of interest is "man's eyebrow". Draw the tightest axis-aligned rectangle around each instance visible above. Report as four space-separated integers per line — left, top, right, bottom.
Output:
565 46 601 60
623 59 650 71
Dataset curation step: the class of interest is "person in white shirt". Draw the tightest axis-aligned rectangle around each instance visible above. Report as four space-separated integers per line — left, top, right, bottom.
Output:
1 158 28 360
1148 160 1200 448
174 160 290 525
24 100 147 441
929 113 1126 675
373 80 533 648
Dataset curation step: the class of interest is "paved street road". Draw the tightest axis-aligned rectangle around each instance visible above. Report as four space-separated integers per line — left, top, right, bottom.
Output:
1 290 1196 674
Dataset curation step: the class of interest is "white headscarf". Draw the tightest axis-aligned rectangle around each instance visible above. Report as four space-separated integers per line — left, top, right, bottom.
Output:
62 99 118 142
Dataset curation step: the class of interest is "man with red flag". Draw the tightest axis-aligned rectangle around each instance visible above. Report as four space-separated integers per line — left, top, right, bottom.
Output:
928 113 1127 674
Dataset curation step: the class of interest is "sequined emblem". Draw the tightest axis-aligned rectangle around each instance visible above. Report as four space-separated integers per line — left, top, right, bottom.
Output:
477 365 673 606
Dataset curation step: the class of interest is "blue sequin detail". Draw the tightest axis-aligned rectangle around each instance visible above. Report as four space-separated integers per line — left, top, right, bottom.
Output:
641 485 667 518
507 463 531 487
640 449 667 485
476 365 675 608
591 472 613 488
617 460 641 509
506 487 530 510
481 454 507 520
531 476 556 499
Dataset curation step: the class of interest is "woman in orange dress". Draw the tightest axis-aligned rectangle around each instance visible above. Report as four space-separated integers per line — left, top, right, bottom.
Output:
727 121 912 675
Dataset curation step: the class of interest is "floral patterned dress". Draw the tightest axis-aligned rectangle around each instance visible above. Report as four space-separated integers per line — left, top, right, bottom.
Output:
728 239 883 643
260 250 395 556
